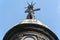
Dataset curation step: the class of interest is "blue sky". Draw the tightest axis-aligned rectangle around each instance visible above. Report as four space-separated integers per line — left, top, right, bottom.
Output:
0 0 60 40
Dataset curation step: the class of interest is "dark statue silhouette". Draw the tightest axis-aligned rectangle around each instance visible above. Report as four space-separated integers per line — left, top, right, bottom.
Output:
25 2 40 19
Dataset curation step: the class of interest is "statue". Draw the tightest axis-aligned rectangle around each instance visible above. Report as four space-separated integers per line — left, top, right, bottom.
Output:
25 2 40 19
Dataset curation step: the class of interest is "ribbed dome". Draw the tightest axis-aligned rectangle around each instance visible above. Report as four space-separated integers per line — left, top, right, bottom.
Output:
3 2 59 40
